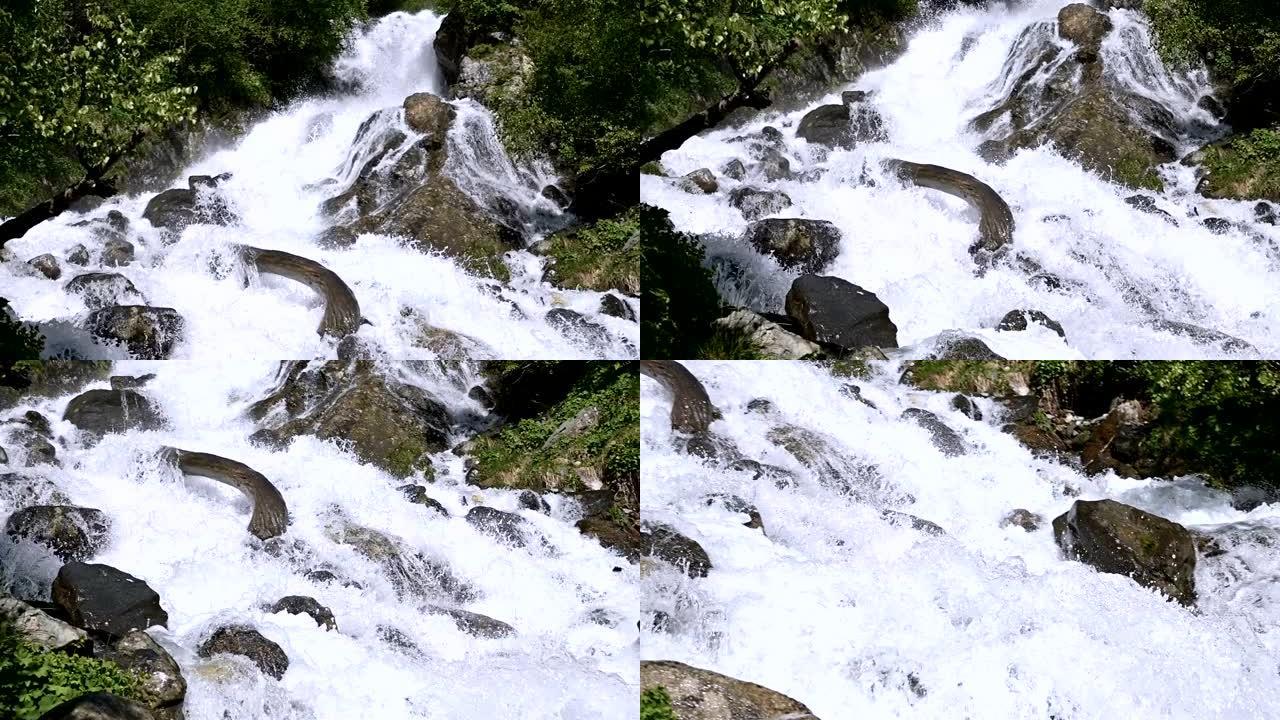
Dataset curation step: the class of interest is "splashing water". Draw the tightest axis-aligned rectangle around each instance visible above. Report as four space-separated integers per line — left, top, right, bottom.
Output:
1 359 637 719
641 2 1280 359
641 361 1280 719
1 11 637 360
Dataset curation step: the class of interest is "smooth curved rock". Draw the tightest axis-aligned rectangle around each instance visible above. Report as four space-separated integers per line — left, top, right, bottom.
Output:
641 660 821 720
639 361 720 434
160 447 289 540
239 245 362 338
1052 498 1196 605
785 274 898 350
883 159 1014 257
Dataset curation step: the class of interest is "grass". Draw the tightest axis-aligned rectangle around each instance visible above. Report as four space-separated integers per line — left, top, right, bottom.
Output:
1200 128 1280 201
541 207 640 293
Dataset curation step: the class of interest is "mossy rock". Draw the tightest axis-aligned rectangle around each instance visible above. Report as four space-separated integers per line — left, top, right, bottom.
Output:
539 208 639 294
901 360 1034 397
1196 128 1280 202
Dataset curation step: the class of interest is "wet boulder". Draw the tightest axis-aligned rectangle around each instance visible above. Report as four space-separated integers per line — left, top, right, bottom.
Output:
925 332 1004 360
36 692 156 720
397 484 449 515
28 254 62 280
797 104 855 148
712 309 821 360
720 158 747 180
729 186 792 221
881 509 947 536
951 394 982 420
785 274 899 350
8 426 58 466
95 631 187 711
270 595 337 630
403 92 453 136
1 471 71 509
65 244 91 266
64 273 144 311
86 306 184 359
743 219 841 273
641 660 820 720
63 389 165 438
545 308 612 347
466 506 530 547
249 360 449 479
641 523 711 578
52 562 169 637
766 424 897 503
0 596 87 650
1124 194 1179 224
5 505 111 562
1052 498 1197 605
1001 509 1044 531
901 408 966 456
1256 202 1277 226
426 605 516 638
598 293 636 322
324 518 474 603
198 625 289 680
704 494 764 531
997 309 1066 339
679 168 718 194
1057 3 1113 56
101 238 135 268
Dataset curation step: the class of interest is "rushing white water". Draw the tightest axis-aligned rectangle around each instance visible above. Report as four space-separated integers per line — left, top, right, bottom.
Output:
1 360 638 719
1 11 638 360
641 361 1280 719
641 1 1280 359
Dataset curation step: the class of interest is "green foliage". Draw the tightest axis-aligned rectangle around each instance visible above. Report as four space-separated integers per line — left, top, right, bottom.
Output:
1147 0 1280 123
102 0 366 112
640 686 678 720
1199 128 1280 201
640 205 723 359
694 327 765 360
542 207 639 292
0 622 142 720
0 1 196 186
468 361 639 492
1 298 45 390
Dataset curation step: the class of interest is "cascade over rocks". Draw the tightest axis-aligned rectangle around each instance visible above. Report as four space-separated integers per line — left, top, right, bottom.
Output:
323 516 475 604
765 423 902 505
65 273 144 311
63 389 165 438
142 174 236 234
465 506 531 547
321 95 521 277
796 100 886 149
785 275 899 350
249 360 449 478
640 660 821 720
971 6 1180 191
198 625 289 680
52 562 169 637
1052 499 1197 605
4 505 111 562
86 306 184 359
743 219 841 273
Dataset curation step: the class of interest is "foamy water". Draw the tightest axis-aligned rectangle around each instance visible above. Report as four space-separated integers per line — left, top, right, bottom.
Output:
641 361 1280 718
641 2 1279 359
1 359 638 719
1 11 638 360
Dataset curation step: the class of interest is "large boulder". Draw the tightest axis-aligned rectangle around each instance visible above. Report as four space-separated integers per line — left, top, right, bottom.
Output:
36 692 155 720
1052 499 1197 605
0 596 86 650
784 275 898 350
248 360 449 478
86 306 184 359
641 524 712 578
796 101 885 149
52 562 169 637
197 625 289 680
321 98 520 278
4 505 111 562
641 660 820 720
63 389 165 438
743 219 841 273
971 6 1179 190
64 273 144 311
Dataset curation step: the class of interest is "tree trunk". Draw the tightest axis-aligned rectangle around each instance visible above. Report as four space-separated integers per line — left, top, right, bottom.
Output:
0 176 117 246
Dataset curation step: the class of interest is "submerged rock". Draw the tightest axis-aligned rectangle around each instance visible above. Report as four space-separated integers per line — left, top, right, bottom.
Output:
641 660 821 720
785 274 898 350
465 506 531 547
52 562 169 637
901 408 966 456
198 626 289 680
324 518 474 603
64 273 144 311
270 595 337 630
4 505 111 562
1052 498 1197 605
426 605 515 638
63 389 165 438
87 306 184 359
1001 508 1044 531
997 309 1066 339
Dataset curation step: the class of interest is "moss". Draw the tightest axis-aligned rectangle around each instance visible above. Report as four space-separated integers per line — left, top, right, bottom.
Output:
1112 154 1165 192
640 686 678 720
1199 128 1280 202
0 622 144 719
640 161 665 176
903 360 1035 396
384 440 434 480
541 207 639 293
693 326 765 360
467 362 638 496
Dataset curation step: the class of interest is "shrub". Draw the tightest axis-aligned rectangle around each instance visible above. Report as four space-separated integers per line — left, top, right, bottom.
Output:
639 205 722 359
640 686 678 720
0 622 143 720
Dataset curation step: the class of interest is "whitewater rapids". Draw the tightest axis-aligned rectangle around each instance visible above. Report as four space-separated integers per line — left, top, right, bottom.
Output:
641 361 1280 718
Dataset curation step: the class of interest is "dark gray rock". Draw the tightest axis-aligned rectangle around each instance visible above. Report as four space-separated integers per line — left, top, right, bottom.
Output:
198 625 289 679
64 273 144 311
28 254 62 280
64 389 165 438
65 244 91 266
721 159 747 180
1256 202 1277 226
1001 509 1043 531
785 274 898 349
881 510 946 536
951 394 982 421
599 293 636 322
1124 194 1178 225
36 692 155 720
397 484 448 515
997 309 1066 339
796 104 854 148
744 219 841 273
1202 217 1233 234
704 494 764 531
109 374 156 390
52 562 169 637
901 408 966 456
641 523 711 578
545 308 611 346
926 333 1004 360
1052 498 1196 605
101 239 135 268
465 506 530 547
729 186 792 221
86 306 184 359
426 605 515 638
270 595 336 630
517 490 550 514
5 505 111 562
